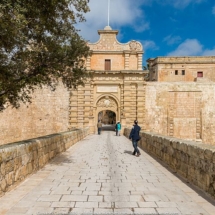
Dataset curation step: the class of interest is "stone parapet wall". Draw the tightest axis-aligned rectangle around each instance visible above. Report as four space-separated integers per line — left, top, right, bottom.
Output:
152 56 215 64
0 128 89 197
124 128 215 199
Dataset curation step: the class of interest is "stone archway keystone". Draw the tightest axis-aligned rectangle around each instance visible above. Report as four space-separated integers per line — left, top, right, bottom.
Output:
97 96 117 109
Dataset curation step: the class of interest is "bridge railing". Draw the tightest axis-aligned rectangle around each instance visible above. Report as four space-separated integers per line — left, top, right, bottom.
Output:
124 128 215 199
0 127 89 197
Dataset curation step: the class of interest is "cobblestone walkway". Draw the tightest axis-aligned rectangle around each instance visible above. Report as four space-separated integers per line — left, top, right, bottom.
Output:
1 131 215 215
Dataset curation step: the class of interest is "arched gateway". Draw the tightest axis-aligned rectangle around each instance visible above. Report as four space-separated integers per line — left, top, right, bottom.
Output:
96 95 118 126
69 26 148 133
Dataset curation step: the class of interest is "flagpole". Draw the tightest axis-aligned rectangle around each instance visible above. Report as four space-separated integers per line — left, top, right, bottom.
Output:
108 0 110 26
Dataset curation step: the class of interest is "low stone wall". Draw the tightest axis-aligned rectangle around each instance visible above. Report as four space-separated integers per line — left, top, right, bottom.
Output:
124 128 215 199
0 128 89 197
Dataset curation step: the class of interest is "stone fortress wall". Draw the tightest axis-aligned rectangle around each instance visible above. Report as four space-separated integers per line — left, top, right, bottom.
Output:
1 25 215 200
1 26 215 146
148 56 215 82
0 83 70 145
144 82 215 145
1 81 215 145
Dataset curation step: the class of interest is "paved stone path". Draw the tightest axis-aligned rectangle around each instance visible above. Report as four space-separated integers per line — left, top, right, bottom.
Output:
1 131 215 215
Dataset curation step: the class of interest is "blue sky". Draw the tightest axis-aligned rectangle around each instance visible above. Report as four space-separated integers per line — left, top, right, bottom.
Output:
77 0 215 65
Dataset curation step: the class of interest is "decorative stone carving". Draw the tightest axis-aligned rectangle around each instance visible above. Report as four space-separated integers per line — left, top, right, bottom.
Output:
129 41 142 51
88 28 143 52
97 96 117 108
89 39 123 51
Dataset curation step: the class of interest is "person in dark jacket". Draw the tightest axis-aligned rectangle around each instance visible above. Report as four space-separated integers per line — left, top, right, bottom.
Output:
129 120 141 157
115 123 118 136
97 120 102 135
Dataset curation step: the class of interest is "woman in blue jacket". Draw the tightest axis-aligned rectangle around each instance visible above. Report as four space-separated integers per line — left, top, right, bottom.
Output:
116 121 121 136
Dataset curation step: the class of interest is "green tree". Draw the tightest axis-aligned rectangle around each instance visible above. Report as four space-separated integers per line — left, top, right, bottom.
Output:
142 63 149 70
0 0 91 110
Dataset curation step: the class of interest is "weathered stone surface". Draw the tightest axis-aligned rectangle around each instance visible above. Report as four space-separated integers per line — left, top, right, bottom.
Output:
148 56 215 82
144 83 215 145
0 179 6 192
125 128 215 199
0 83 70 146
0 128 89 196
1 27 215 149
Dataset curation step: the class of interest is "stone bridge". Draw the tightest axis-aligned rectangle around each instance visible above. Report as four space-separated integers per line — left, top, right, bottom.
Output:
0 128 215 215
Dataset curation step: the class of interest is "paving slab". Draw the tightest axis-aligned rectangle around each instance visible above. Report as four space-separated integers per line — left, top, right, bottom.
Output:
0 131 215 215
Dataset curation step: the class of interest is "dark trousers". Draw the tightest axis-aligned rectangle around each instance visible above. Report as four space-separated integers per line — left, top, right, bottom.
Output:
116 129 118 136
98 128 101 135
132 141 140 154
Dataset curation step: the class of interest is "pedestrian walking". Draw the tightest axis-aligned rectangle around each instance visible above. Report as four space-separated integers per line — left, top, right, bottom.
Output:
129 120 141 157
116 121 121 136
115 122 118 136
97 120 102 135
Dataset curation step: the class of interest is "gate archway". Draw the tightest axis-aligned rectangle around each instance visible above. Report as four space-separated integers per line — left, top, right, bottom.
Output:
98 110 116 125
98 110 116 131
95 95 120 132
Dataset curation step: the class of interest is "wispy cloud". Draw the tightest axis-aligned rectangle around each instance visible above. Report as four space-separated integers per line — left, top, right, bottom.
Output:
169 17 178 23
76 0 207 42
163 35 182 45
212 6 215 15
77 0 149 42
168 39 203 56
141 40 159 51
203 48 215 55
159 0 206 8
168 39 215 56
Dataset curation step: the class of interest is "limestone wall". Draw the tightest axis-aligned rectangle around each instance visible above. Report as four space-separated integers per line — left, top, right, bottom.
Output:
157 63 215 82
0 128 89 197
144 82 215 145
124 128 215 199
0 84 70 145
148 56 215 82
90 54 125 70
88 27 143 71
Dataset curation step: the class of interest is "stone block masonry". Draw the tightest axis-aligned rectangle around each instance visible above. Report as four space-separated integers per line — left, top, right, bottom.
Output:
124 128 215 199
144 82 215 145
0 127 89 197
0 83 70 146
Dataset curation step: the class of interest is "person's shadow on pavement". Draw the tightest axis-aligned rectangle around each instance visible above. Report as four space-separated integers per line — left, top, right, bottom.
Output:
124 150 133 155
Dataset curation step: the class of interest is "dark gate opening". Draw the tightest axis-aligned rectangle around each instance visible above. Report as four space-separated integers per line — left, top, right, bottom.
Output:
98 110 116 131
